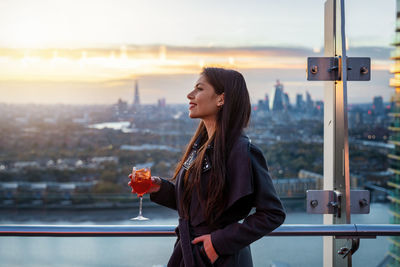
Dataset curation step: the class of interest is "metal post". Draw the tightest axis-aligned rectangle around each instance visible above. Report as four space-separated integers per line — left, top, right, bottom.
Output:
323 0 352 266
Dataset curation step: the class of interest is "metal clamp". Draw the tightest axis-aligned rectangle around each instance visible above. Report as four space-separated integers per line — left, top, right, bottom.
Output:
307 190 370 215
307 57 370 81
307 57 339 81
337 238 360 258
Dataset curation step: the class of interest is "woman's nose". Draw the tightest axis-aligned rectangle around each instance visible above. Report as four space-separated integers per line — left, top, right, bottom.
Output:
187 90 194 99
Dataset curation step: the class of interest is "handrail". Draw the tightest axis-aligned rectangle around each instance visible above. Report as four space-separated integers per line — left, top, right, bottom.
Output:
1 224 400 237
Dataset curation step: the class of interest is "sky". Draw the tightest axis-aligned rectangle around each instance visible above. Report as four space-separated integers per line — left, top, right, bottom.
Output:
0 0 396 104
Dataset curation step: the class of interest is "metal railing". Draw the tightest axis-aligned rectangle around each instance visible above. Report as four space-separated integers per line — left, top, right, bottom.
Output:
1 224 400 238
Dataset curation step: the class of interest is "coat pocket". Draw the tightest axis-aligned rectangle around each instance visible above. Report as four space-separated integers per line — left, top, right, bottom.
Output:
193 243 213 267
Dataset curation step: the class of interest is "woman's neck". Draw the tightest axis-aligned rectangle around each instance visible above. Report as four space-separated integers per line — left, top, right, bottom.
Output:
202 118 216 140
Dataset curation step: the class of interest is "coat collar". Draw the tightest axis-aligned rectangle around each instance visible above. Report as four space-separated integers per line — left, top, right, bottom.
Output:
192 134 213 150
193 132 249 150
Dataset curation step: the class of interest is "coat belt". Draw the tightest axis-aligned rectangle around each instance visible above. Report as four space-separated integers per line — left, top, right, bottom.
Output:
178 218 195 267
178 218 213 267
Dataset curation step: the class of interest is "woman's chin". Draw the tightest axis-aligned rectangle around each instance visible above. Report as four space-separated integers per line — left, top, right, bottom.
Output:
188 112 198 119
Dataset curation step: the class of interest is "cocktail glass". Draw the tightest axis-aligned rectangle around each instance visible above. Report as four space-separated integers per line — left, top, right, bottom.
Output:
129 167 152 220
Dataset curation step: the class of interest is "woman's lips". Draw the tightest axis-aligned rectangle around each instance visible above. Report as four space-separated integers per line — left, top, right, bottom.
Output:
189 103 196 109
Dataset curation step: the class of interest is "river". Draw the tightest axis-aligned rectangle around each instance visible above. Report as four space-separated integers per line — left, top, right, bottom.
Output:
0 202 391 267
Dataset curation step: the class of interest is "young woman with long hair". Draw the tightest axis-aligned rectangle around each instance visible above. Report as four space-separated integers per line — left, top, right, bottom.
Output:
129 67 286 267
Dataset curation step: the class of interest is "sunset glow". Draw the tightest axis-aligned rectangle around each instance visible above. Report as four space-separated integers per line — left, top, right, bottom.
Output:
0 46 319 82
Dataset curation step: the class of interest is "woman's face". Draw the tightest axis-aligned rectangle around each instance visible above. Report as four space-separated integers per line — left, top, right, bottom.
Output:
187 74 224 121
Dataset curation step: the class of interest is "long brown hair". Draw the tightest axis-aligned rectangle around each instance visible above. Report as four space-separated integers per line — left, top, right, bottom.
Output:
172 67 251 225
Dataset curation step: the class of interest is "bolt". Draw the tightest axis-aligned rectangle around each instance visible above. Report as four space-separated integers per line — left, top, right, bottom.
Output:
337 247 349 255
359 198 368 207
328 201 338 208
360 66 369 75
310 65 318 74
310 200 318 208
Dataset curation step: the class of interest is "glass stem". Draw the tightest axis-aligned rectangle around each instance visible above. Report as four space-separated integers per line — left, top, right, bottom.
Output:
138 196 143 217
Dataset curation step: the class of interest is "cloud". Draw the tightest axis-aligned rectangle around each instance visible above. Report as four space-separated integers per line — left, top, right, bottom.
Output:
347 46 393 60
0 45 393 104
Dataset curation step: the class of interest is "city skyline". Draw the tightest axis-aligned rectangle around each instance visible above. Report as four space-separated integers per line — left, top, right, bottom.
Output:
0 66 392 105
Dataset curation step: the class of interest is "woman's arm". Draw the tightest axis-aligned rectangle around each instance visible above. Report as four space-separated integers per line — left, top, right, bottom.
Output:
149 177 177 210
210 143 286 255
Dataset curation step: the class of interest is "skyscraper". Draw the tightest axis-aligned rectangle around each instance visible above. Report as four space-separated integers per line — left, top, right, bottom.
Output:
388 1 400 264
296 94 304 111
373 96 384 116
269 80 285 111
283 92 290 110
306 91 314 113
134 80 140 106
265 94 270 111
306 91 313 107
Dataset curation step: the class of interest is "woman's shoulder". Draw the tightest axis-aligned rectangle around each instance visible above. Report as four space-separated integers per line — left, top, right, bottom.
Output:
231 134 250 152
230 135 263 157
229 136 268 170
228 134 266 166
227 135 250 162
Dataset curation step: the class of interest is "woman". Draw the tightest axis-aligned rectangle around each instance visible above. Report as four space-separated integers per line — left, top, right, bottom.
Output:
130 67 286 267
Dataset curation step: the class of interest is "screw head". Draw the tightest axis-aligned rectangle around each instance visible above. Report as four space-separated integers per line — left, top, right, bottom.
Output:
310 200 318 208
310 65 318 74
359 198 368 207
360 66 369 75
337 247 349 255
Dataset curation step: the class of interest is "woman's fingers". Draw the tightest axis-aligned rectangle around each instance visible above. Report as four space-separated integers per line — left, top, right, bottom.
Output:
192 234 219 263
191 236 204 244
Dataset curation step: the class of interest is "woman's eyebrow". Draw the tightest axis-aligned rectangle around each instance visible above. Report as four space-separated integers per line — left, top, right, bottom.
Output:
195 82 205 87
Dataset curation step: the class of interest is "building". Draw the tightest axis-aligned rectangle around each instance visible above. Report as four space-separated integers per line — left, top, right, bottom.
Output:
298 169 359 190
257 100 264 111
264 94 270 111
257 99 268 112
387 1 400 263
283 92 291 110
315 100 324 115
133 80 140 106
373 96 384 116
158 98 166 108
349 107 364 128
115 98 128 117
296 94 304 111
272 178 316 197
306 91 314 113
269 80 285 111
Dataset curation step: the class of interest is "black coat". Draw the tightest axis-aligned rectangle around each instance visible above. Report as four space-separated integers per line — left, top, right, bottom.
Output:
150 135 286 267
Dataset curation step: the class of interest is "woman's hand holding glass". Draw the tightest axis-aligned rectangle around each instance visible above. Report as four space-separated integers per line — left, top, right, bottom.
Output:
128 173 161 195
127 167 161 220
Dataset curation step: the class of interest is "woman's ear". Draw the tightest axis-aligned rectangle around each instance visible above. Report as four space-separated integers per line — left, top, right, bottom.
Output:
217 93 224 107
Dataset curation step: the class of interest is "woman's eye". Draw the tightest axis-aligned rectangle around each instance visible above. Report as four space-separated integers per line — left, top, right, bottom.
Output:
197 87 203 91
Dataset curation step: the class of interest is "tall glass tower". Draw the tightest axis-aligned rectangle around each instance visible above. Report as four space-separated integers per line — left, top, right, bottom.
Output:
134 80 140 106
269 80 285 111
388 1 400 264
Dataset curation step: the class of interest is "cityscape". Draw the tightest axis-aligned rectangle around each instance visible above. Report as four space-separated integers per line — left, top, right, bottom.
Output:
0 80 391 206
